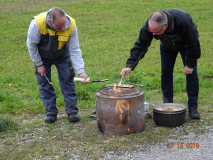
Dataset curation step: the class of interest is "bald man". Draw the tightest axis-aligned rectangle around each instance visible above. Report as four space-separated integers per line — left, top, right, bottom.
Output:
27 7 89 124
120 9 201 119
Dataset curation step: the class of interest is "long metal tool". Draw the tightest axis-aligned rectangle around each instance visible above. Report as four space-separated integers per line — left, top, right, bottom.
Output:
74 77 108 82
118 78 122 86
45 76 53 85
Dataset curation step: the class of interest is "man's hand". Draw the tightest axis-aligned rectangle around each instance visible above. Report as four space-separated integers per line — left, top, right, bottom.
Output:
120 67 132 79
183 66 194 75
37 65 46 76
79 72 89 83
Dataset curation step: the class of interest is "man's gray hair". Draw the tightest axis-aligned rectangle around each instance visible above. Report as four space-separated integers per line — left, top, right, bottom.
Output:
48 7 66 23
148 11 168 27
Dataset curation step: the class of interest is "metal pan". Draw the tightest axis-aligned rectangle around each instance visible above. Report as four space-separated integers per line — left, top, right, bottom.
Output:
117 84 134 88
106 84 134 88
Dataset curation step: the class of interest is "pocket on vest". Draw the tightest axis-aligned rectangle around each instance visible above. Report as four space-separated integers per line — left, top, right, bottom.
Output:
58 36 69 50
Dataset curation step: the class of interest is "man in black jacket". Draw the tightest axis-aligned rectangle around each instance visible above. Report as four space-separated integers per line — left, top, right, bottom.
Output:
120 9 201 119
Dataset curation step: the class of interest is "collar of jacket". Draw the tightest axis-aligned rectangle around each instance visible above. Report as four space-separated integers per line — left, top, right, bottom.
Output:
162 10 174 33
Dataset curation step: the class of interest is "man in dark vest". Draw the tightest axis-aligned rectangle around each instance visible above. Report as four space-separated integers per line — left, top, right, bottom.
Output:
120 9 201 119
27 7 89 124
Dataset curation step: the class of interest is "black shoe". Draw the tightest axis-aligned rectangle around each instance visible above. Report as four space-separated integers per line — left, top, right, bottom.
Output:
45 114 57 124
90 110 96 120
68 113 80 122
90 114 96 120
188 109 200 119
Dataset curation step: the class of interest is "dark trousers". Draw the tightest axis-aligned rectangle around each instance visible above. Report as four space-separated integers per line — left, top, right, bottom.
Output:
34 58 78 115
160 45 199 109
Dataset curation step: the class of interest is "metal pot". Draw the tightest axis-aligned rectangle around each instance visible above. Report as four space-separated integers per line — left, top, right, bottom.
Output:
153 103 186 127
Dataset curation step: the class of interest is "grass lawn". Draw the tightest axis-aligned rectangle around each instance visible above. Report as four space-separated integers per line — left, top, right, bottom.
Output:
0 0 212 159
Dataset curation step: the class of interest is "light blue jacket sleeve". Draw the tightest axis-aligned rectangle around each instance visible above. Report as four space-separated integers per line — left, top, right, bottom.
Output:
68 26 85 75
26 19 43 66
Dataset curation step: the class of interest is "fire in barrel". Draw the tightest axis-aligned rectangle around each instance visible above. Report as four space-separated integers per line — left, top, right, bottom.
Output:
96 85 145 135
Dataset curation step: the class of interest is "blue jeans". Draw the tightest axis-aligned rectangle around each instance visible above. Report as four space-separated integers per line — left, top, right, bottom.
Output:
34 58 78 115
160 45 199 109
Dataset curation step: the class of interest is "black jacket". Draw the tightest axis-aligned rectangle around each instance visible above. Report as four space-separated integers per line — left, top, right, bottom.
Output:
126 9 201 70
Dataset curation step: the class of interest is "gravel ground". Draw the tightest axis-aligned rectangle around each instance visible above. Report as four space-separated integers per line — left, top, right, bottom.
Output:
100 126 213 160
1 114 212 159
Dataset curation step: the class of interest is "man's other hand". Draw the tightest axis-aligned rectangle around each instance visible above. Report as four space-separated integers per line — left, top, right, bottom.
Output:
183 66 194 75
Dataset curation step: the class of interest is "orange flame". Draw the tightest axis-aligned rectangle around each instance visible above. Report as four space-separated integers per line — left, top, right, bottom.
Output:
115 100 130 125
119 114 123 125
113 84 122 92
115 100 129 114
138 119 143 128
127 126 131 131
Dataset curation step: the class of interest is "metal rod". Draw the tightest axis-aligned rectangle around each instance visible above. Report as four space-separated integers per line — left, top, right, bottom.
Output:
45 76 52 85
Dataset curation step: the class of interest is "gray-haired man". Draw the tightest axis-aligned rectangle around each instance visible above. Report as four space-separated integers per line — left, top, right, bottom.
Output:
27 7 89 124
120 9 201 119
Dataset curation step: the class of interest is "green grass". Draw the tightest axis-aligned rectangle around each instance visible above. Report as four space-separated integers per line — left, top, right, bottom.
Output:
0 115 17 132
0 0 213 159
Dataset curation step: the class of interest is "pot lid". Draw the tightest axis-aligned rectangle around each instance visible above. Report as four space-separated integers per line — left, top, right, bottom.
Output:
98 86 142 97
153 103 185 112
